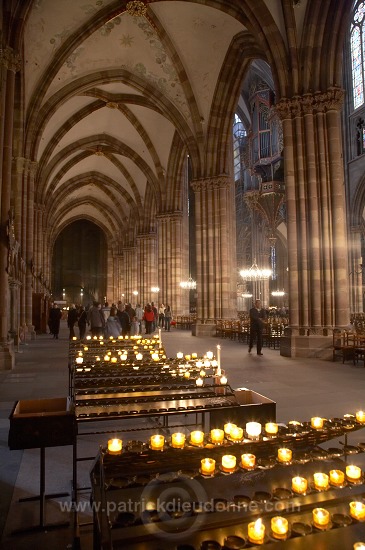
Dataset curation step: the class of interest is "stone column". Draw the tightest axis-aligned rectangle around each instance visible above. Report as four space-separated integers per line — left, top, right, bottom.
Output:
25 161 37 339
136 233 157 307
0 46 21 369
156 211 186 314
348 229 363 314
190 175 237 335
121 246 137 304
276 88 349 358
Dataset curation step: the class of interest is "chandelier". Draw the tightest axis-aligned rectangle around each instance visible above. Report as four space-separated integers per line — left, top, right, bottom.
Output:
180 277 197 290
151 286 160 293
240 260 272 281
271 290 285 297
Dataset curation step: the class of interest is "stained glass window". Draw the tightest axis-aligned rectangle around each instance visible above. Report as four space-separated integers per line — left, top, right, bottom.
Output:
233 114 246 182
351 2 365 109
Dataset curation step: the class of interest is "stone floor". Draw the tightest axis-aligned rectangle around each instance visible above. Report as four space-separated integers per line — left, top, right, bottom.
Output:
0 321 365 549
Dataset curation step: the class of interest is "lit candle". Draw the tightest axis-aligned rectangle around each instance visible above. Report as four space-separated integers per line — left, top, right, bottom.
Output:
185 354 191 361
158 328 162 348
216 344 221 375
151 353 159 361
107 438 122 455
313 473 329 490
329 469 345 486
220 375 227 385
248 518 265 544
206 351 214 360
104 354 110 361
349 501 365 520
75 357 83 364
312 507 330 529
201 458 216 475
230 426 243 441
136 353 143 360
72 336 77 341
196 377 203 387
221 454 236 472
150 434 165 451
292 476 307 494
192 353 197 359
311 417 324 429
184 371 190 379
190 430 204 446
224 423 236 436
265 422 278 435
241 453 256 469
356 410 365 423
271 516 289 539
177 352 184 359
171 432 185 449
246 422 262 439
353 543 365 549
111 357 117 363
120 354 127 361
277 448 292 463
210 429 225 444
346 465 362 482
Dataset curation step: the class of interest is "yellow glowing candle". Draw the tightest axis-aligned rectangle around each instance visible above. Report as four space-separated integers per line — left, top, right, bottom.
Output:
184 371 190 379
192 353 197 359
230 426 243 441
150 434 165 450
313 473 329 490
136 353 143 360
75 357 83 364
190 430 204 445
291 476 308 494
278 448 292 463
246 422 262 439
312 507 330 529
220 375 228 385
271 516 289 539
107 438 122 455
185 354 191 360
210 429 225 444
171 432 185 449
349 501 365 520
241 453 256 469
248 518 265 544
356 410 365 423
265 422 278 435
346 465 362 482
311 416 324 429
72 336 77 341
196 377 203 387
353 543 365 549
224 422 236 436
329 469 345 486
221 454 236 472
201 458 215 475
111 357 117 363
152 353 159 361
104 354 110 361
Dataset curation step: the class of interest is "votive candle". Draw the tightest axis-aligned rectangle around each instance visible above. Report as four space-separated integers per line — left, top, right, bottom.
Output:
356 410 365 423
171 432 185 449
311 417 324 429
312 507 330 529
329 469 345 486
346 465 362 482
150 434 165 450
107 438 122 455
313 473 329 490
271 516 289 539
224 422 236 436
241 453 256 469
353 543 365 549
246 421 262 439
190 430 204 445
278 448 292 463
221 454 236 472
201 458 215 475
349 501 365 520
265 422 278 435
210 429 225 444
196 377 203 387
291 476 307 494
248 518 265 544
230 426 243 441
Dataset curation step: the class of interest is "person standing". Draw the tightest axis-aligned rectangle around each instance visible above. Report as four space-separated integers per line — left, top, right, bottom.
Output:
77 306 87 339
87 302 106 337
48 303 62 339
164 304 173 332
158 303 165 328
67 304 78 339
143 303 155 334
249 299 267 355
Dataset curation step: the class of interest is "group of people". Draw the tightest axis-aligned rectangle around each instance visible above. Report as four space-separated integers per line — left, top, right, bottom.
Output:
52 300 174 340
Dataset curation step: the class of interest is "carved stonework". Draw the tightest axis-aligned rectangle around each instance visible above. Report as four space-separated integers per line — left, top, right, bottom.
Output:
0 46 21 72
6 209 21 280
156 210 183 222
136 232 157 241
190 175 231 192
275 87 345 120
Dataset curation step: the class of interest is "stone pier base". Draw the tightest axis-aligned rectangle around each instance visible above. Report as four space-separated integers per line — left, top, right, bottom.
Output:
280 334 334 360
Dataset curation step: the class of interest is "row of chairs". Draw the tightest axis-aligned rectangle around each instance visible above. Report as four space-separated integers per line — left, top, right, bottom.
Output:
333 330 365 365
174 315 196 329
215 320 285 350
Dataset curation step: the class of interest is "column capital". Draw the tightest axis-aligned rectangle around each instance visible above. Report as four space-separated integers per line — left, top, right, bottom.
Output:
136 232 157 241
0 46 21 72
190 175 231 192
275 86 345 120
156 210 183 221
